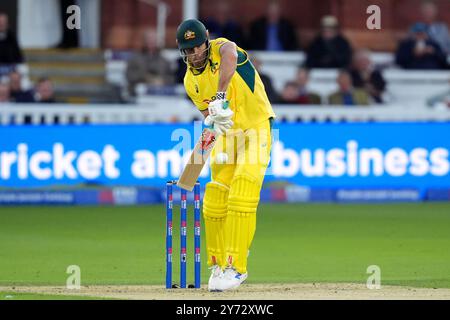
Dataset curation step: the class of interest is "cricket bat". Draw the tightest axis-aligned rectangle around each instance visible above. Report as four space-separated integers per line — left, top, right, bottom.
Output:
177 128 217 191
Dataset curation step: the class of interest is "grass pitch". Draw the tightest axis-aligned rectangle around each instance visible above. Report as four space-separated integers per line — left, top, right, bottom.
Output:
0 291 103 300
0 203 449 289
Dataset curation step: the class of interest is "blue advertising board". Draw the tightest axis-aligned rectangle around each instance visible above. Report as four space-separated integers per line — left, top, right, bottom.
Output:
1 123 449 198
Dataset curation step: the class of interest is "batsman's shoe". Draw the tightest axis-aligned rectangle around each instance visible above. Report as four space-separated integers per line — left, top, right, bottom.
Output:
216 267 248 291
208 265 223 292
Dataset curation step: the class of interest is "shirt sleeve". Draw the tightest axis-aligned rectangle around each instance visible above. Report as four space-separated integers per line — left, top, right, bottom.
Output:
211 37 231 57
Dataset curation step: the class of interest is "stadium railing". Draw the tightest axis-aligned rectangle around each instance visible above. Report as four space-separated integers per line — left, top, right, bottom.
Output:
1 102 450 125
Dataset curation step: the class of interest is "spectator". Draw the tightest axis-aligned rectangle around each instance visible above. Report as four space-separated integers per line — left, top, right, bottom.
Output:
294 68 321 104
328 70 369 106
0 12 24 64
204 1 245 45
248 0 298 51
396 23 448 70
8 71 35 102
279 81 301 104
419 0 450 54
175 57 187 84
0 82 11 103
305 15 352 69
251 56 279 103
126 28 174 96
34 78 56 103
349 49 386 103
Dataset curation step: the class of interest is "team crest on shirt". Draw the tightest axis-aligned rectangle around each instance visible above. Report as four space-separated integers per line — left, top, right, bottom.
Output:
210 61 219 74
184 30 196 40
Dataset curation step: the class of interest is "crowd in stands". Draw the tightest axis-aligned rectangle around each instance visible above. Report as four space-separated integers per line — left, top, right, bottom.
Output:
0 0 449 108
272 47 388 106
120 0 449 107
0 71 57 104
126 29 175 96
0 11 58 104
396 22 448 70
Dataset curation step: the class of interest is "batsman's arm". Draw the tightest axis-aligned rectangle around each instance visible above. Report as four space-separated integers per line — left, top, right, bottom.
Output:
200 109 209 118
217 42 238 93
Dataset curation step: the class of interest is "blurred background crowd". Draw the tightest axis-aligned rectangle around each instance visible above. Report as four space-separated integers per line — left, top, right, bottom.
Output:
0 0 449 117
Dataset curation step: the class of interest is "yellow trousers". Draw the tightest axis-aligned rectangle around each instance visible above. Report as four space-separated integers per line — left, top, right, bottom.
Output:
202 118 272 274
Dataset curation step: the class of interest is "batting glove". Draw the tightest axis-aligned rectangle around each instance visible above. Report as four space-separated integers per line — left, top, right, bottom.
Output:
204 116 233 136
207 92 233 123
212 118 233 136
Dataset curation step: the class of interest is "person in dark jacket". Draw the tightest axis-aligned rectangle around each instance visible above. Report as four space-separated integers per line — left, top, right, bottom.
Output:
305 15 352 69
175 57 187 84
0 13 24 64
203 1 245 45
349 50 386 103
34 78 57 103
8 71 35 102
251 56 280 103
396 23 448 70
247 0 298 51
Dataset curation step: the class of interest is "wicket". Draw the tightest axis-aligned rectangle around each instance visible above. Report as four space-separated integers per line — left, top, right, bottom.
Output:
166 180 201 289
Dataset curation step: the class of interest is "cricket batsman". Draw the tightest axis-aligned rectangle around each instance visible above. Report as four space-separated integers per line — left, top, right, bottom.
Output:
176 19 276 291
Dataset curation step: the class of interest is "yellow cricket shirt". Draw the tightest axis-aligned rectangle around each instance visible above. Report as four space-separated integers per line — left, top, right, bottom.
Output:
183 37 276 131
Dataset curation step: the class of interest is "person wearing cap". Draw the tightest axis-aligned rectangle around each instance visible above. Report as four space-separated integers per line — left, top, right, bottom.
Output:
305 15 353 69
395 22 448 70
176 19 276 292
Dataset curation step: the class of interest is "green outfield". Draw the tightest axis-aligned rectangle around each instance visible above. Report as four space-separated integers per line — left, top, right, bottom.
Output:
0 292 103 300
0 203 450 289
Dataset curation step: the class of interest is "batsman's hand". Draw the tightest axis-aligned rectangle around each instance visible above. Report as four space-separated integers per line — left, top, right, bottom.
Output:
208 97 233 123
204 116 233 136
212 118 233 135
